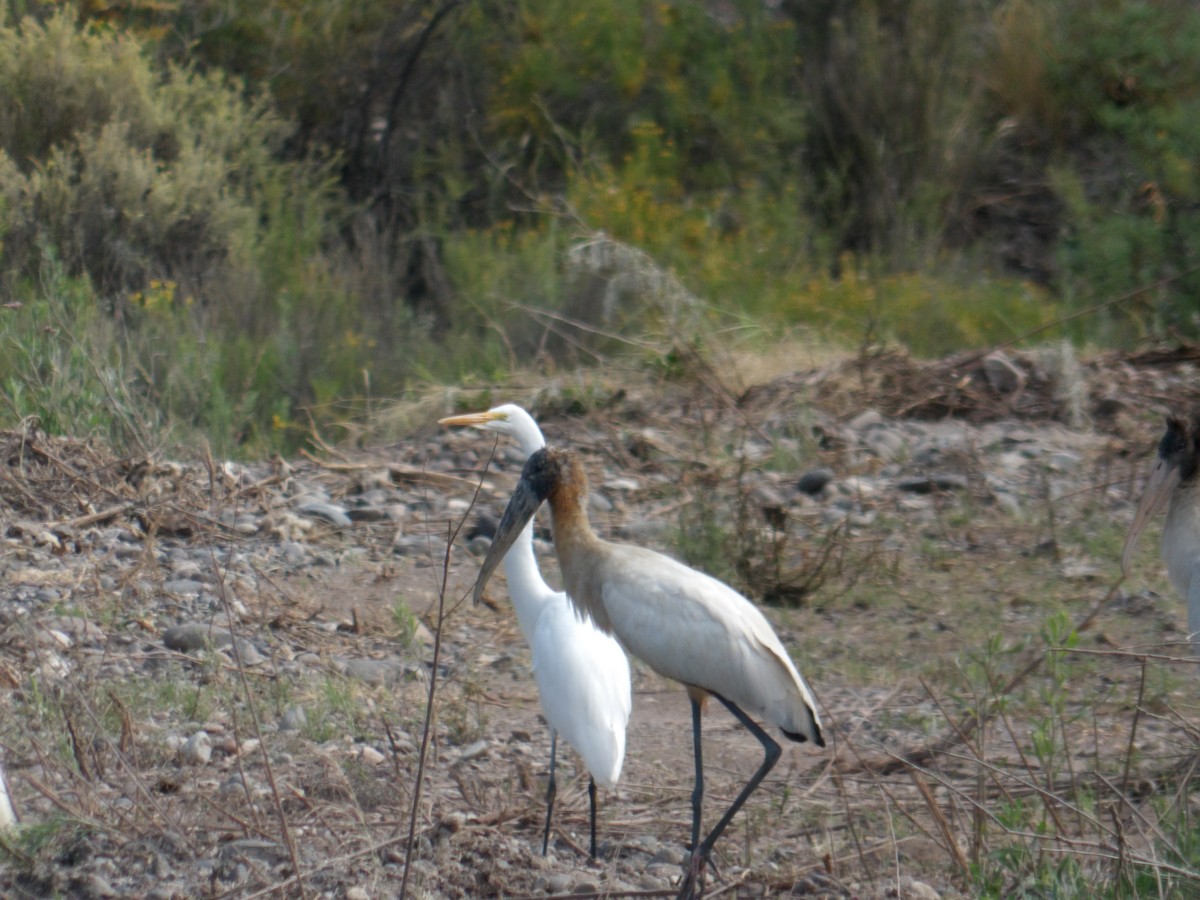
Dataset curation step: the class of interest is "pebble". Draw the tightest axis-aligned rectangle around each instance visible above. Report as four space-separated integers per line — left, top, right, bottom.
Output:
181 731 212 766
358 745 386 765
797 466 835 495
162 623 230 652
279 707 308 731
453 739 490 764
336 657 405 685
296 501 353 528
896 473 968 493
545 873 573 893
162 579 207 597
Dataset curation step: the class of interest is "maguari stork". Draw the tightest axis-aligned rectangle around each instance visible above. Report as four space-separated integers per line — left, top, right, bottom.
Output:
473 445 824 898
1123 409 1200 654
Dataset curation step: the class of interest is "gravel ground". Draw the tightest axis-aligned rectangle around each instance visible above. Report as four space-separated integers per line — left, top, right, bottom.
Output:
2 343 1200 898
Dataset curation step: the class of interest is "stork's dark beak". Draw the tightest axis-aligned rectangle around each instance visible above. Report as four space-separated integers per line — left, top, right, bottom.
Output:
472 475 544 606
1122 454 1181 576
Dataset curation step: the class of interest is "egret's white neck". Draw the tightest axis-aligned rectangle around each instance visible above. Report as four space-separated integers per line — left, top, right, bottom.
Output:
501 520 556 640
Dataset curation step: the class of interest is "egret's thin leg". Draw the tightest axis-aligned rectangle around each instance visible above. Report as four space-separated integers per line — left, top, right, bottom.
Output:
542 730 559 855
588 777 598 860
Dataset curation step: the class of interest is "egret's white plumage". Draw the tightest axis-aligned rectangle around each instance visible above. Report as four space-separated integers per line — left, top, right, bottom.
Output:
0 762 15 830
1123 409 1200 653
440 405 631 857
474 445 823 898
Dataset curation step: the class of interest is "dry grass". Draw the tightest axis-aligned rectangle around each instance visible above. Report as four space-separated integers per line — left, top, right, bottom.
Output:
2 345 1200 897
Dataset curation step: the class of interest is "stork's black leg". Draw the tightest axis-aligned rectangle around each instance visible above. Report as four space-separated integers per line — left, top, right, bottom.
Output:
697 695 781 859
676 695 781 900
542 730 558 855
689 695 704 852
588 776 598 860
677 696 706 899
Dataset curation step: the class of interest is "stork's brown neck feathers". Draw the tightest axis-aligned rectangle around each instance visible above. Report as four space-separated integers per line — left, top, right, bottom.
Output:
543 450 612 632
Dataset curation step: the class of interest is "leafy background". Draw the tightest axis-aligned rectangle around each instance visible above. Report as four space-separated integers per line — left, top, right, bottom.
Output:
0 0 1197 455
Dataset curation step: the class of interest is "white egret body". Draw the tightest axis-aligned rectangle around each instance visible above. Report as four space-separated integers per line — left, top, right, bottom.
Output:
0 762 14 830
475 446 824 898
440 405 631 857
1123 410 1200 653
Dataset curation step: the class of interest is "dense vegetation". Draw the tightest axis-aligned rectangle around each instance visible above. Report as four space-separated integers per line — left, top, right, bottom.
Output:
0 0 1197 455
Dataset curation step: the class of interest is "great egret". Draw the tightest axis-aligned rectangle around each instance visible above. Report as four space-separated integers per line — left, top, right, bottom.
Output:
0 762 14 830
1122 409 1200 654
440 405 632 858
473 445 824 898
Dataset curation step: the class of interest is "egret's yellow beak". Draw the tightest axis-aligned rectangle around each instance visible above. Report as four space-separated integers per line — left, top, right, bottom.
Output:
439 410 504 429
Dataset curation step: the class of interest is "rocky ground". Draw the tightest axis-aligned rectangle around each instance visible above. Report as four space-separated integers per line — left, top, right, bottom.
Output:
2 342 1200 899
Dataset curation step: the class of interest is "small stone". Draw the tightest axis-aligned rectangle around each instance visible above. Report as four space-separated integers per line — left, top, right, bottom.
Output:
848 409 883 430
453 739 489 764
296 501 353 528
346 889 371 900
982 351 1024 394
546 873 573 893
359 746 386 766
181 731 212 766
84 873 119 898
338 657 402 685
279 707 308 731
896 876 941 900
162 579 206 597
1061 558 1101 580
1048 450 1082 472
796 467 835 496
226 639 265 666
162 623 225 652
896 473 968 493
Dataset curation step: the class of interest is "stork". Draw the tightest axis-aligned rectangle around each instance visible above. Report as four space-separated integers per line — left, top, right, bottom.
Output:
474 445 824 897
1122 409 1200 654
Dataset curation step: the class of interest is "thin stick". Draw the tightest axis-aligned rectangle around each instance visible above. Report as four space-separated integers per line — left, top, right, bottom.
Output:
398 446 492 899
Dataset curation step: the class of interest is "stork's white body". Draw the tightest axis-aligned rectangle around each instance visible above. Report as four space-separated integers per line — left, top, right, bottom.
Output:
1163 480 1200 650
563 540 820 741
1123 411 1200 656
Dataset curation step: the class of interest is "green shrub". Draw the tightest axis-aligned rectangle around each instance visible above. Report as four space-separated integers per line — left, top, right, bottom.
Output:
0 254 160 451
982 0 1200 341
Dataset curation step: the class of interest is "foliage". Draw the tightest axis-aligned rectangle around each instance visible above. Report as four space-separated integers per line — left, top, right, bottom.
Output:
0 256 159 452
982 0 1200 341
790 0 984 263
0 0 1197 455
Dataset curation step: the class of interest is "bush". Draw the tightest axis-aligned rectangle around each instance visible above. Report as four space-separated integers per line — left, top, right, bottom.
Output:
0 10 336 299
975 0 1200 340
